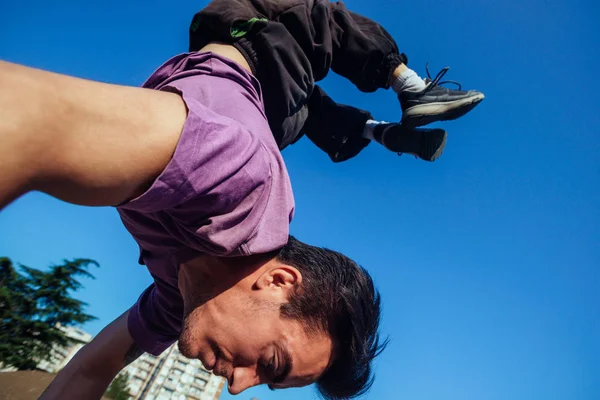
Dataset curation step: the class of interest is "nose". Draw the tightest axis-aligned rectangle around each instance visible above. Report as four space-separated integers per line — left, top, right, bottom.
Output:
228 366 261 395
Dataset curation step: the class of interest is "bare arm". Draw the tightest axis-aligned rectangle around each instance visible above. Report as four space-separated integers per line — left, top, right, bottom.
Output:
0 60 187 208
39 310 144 400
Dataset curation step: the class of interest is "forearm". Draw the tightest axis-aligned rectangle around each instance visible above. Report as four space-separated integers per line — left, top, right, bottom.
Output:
39 346 121 400
40 310 144 400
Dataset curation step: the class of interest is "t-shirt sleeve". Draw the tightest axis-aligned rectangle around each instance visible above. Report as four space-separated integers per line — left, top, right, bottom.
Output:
117 91 293 258
127 276 184 356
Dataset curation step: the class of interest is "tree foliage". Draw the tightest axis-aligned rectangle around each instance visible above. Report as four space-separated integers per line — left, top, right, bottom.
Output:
0 257 97 370
105 372 132 400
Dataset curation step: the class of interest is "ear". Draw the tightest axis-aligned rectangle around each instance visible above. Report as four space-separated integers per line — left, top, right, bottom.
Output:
254 263 302 294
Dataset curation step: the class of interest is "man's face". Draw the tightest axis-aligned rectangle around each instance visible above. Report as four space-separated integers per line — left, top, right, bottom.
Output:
177 257 334 394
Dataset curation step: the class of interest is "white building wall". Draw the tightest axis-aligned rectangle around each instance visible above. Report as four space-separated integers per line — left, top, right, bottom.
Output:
26 324 225 400
36 325 93 374
125 343 225 400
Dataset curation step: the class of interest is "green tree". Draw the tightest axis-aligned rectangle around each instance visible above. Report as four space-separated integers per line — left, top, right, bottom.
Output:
105 372 132 400
0 257 98 370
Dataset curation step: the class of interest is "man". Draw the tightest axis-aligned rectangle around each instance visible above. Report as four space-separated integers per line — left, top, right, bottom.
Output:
3 55 381 399
0 1 483 399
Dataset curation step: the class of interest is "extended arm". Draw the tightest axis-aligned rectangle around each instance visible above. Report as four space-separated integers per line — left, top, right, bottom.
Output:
0 60 187 209
39 310 144 400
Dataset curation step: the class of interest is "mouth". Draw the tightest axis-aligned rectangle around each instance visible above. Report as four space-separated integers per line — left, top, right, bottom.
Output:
209 345 234 387
213 366 234 388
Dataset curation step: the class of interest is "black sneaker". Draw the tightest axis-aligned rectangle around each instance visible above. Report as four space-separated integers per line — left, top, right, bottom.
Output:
372 123 447 162
399 65 484 127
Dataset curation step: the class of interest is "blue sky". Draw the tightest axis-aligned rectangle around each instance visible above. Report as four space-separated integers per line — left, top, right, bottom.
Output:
1 0 598 399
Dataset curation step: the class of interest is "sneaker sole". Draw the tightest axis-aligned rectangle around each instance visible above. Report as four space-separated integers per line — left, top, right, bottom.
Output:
422 130 447 162
402 93 485 127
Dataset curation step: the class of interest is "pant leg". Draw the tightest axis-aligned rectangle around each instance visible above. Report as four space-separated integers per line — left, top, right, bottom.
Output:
302 86 372 163
308 0 408 91
189 0 406 149
189 0 407 91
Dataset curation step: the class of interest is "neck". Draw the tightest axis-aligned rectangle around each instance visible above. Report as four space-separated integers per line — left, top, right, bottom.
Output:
178 254 274 308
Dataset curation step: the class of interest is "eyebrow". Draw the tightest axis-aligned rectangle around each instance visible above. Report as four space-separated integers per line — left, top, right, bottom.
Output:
268 342 293 389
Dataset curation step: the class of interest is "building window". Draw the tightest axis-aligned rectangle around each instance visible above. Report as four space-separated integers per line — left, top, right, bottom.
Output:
194 377 207 387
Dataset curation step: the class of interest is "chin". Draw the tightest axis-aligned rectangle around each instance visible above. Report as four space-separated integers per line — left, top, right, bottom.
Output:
177 333 197 359
178 314 203 359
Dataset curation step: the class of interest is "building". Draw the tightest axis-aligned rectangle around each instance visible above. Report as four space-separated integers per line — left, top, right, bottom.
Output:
36 325 93 374
13 323 225 400
125 343 226 400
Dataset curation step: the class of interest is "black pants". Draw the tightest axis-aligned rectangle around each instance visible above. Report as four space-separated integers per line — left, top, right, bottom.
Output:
189 0 407 162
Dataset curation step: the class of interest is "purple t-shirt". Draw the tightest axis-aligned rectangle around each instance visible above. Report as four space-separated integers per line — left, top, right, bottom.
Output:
117 52 295 355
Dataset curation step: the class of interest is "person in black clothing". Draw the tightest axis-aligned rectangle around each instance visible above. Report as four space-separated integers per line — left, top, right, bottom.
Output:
189 0 484 163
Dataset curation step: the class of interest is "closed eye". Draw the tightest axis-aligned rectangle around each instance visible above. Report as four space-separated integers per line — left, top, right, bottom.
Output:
261 354 276 381
267 355 276 376
269 345 292 387
265 342 293 390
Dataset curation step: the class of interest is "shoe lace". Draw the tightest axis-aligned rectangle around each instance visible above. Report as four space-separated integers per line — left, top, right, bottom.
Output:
423 63 463 91
395 64 461 159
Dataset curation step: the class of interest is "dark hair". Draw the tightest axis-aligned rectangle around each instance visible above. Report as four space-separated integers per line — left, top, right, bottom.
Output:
276 236 388 399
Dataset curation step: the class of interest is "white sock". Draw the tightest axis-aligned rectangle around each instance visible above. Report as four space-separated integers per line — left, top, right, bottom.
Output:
392 68 426 93
362 119 388 141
